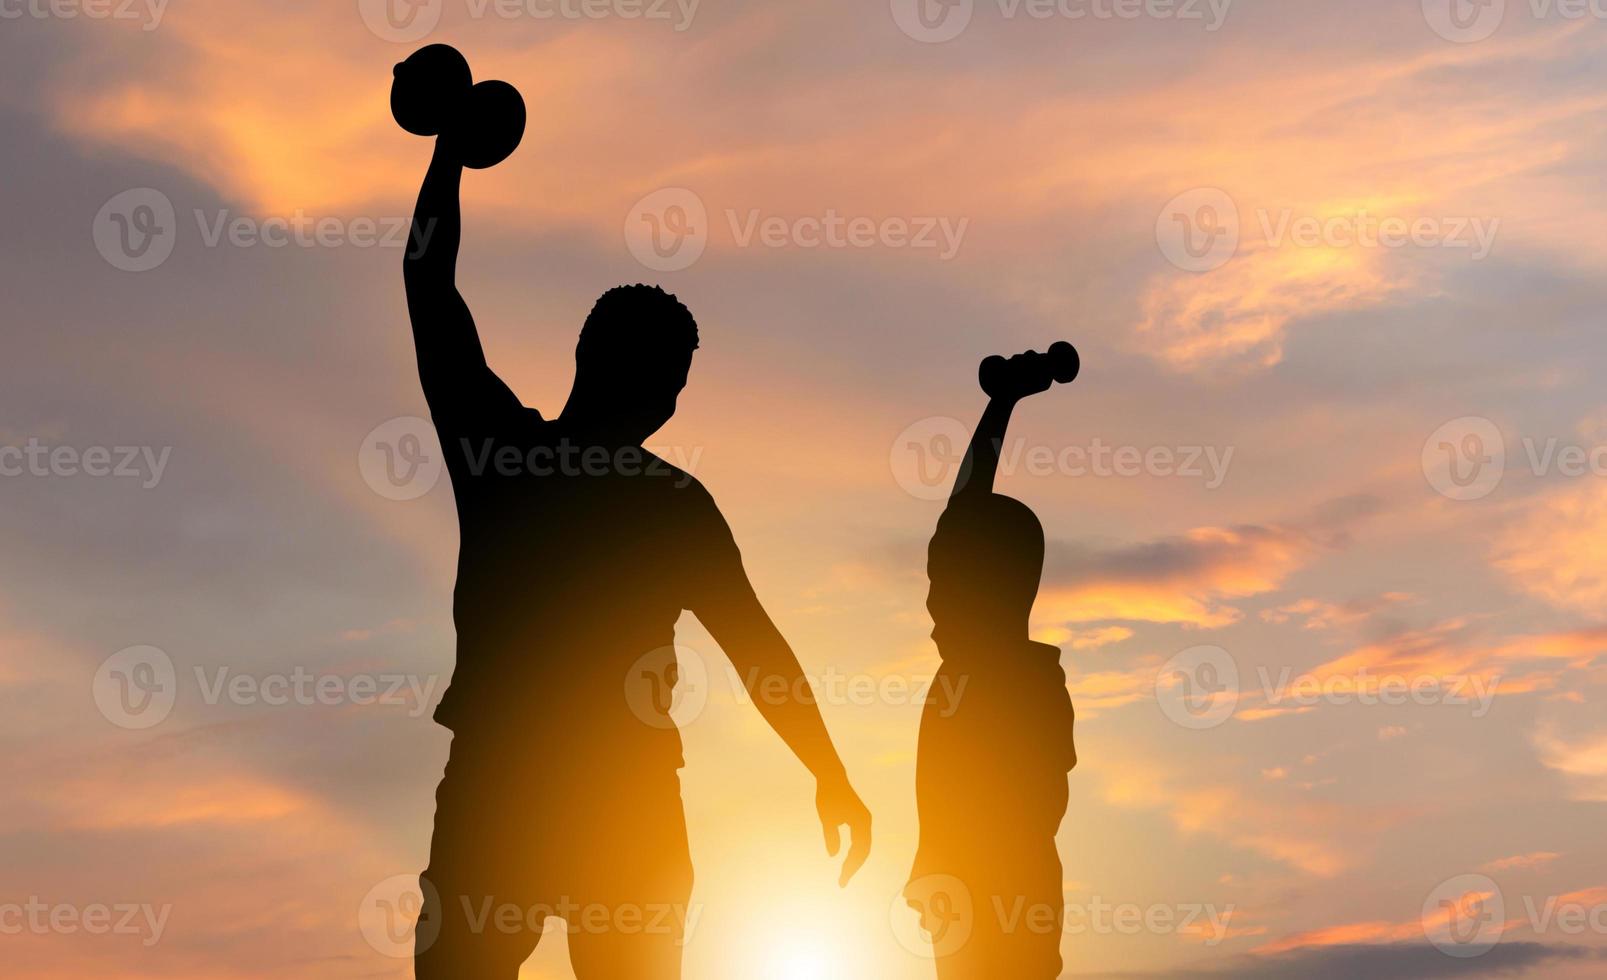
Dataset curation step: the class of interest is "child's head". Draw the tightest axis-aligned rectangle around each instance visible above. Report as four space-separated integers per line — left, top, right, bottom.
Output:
926 493 1045 643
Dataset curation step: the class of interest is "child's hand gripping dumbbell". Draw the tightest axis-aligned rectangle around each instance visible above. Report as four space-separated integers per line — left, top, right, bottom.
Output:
952 341 1080 500
978 341 1080 402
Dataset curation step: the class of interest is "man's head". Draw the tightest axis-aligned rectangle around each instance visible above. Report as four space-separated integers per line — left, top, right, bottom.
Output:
566 284 699 443
926 493 1045 645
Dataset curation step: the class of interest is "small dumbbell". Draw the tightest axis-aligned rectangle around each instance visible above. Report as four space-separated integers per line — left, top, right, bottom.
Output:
979 341 1080 399
391 44 527 170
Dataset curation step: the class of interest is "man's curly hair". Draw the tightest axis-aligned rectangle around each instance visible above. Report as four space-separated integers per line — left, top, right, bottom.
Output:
576 284 699 363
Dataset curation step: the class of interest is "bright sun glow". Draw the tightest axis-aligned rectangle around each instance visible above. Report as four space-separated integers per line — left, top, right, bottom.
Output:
776 944 837 980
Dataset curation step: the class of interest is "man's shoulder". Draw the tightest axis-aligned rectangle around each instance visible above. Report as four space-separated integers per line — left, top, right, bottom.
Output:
642 453 710 497
638 461 740 552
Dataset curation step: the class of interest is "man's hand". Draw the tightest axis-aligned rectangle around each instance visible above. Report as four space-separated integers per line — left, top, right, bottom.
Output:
816 773 873 887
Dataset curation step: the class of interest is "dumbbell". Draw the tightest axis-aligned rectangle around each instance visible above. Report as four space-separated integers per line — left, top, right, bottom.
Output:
391 44 526 170
979 341 1080 399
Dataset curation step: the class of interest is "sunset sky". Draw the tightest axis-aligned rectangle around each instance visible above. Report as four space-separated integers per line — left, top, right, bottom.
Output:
4 0 1607 977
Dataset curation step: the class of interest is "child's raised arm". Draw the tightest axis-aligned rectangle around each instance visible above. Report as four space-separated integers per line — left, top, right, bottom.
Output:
951 342 1079 501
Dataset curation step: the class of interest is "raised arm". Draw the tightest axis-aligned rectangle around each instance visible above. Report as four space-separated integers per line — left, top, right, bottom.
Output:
951 395 1019 501
952 343 1079 500
403 142 521 426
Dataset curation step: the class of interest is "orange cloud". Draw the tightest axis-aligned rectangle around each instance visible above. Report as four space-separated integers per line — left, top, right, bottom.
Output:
1253 917 1423 956
1494 481 1607 614
1034 624 1135 650
1040 524 1315 629
1481 851 1562 873
1261 593 1417 631
1531 722 1607 802
1095 749 1357 878
1256 884 1507 956
1138 237 1400 372
1289 617 1605 710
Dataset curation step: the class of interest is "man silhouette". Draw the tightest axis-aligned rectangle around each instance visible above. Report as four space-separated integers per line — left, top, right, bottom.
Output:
404 123 872 978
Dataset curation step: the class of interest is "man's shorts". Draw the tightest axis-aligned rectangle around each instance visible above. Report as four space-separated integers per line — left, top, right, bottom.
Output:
414 735 694 978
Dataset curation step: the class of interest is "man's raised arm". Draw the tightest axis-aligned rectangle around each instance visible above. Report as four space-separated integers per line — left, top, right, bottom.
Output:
403 142 521 424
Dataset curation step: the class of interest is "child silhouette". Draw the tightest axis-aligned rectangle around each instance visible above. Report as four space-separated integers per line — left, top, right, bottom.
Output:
905 344 1080 979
